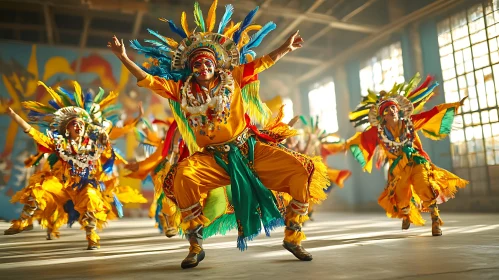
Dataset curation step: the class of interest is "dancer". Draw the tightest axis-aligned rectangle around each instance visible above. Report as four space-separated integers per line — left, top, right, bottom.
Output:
346 74 468 235
110 0 330 268
4 82 135 249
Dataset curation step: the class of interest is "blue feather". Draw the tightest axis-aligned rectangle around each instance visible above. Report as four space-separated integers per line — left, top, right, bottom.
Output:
48 99 61 110
167 20 187 38
218 4 234 33
63 200 80 228
113 194 124 218
243 22 276 53
233 6 259 44
240 50 256 64
146 29 177 48
84 91 93 112
144 40 173 52
102 150 115 176
57 87 76 102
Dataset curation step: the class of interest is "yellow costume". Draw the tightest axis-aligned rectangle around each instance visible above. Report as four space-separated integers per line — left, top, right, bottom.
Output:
128 0 330 268
346 74 468 234
5 81 146 249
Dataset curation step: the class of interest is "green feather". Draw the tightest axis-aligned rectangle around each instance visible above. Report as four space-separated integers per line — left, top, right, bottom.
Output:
193 2 206 32
94 87 106 103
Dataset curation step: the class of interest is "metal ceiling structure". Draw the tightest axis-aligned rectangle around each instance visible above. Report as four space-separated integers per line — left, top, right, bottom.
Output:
0 0 475 85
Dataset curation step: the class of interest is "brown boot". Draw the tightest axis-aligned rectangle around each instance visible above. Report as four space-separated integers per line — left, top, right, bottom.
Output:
4 204 36 235
86 229 100 250
282 241 313 261
159 214 178 238
402 217 411 230
181 226 205 269
430 204 442 236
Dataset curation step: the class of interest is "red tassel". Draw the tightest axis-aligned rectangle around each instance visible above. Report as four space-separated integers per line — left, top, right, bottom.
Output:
161 121 178 157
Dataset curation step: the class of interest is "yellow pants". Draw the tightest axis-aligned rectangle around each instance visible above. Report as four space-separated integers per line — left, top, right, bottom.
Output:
66 185 110 229
379 162 468 225
173 141 314 244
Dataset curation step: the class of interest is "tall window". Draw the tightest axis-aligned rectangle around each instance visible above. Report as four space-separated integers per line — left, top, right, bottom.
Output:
437 0 499 195
359 42 405 96
308 81 338 133
282 97 294 123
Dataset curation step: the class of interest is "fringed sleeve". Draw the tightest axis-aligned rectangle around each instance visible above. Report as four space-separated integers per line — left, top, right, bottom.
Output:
412 102 461 140
232 55 275 126
27 128 55 153
137 74 180 101
345 126 378 173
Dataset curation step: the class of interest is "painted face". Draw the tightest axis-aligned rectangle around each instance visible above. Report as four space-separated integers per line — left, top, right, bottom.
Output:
383 105 399 123
192 57 215 82
66 118 85 139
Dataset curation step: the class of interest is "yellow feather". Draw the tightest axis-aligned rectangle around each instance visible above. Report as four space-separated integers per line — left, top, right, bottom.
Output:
181 11 191 37
237 25 261 49
73 81 84 108
224 21 241 39
163 36 179 48
37 81 64 107
206 0 218 32
99 90 119 108
158 18 168 23
348 108 369 121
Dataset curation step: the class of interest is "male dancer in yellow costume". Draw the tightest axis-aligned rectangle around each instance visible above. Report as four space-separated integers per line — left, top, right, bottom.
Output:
109 0 330 269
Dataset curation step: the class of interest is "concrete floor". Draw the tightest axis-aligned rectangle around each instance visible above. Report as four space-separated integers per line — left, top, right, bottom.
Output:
0 213 498 280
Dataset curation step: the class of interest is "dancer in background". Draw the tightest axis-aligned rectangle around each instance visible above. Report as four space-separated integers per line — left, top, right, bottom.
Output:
346 74 468 235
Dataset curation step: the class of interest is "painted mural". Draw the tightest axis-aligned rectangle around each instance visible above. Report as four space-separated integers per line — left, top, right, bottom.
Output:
0 42 168 220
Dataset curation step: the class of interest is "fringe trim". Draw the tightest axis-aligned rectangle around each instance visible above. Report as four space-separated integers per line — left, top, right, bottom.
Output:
309 156 331 205
263 217 285 237
202 213 238 239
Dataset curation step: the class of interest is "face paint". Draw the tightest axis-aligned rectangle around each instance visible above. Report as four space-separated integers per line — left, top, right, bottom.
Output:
192 58 215 81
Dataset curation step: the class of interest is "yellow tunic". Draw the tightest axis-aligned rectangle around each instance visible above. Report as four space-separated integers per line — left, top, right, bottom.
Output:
346 102 468 225
25 127 111 228
137 55 274 148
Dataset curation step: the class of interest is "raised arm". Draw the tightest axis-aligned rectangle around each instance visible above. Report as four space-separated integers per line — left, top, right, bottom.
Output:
108 36 147 81
345 126 379 173
234 31 303 86
108 36 179 101
7 107 54 151
411 97 466 140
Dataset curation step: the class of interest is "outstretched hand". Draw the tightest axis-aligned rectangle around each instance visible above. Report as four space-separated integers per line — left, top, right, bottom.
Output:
124 160 139 172
282 30 304 52
107 36 127 58
460 96 468 105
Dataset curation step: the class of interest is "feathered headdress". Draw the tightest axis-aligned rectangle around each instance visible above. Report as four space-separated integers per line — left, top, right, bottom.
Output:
22 81 121 134
130 0 277 153
130 0 276 81
349 73 439 128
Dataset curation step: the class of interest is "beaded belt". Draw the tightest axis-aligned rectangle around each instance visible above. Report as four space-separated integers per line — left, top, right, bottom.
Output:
205 128 250 153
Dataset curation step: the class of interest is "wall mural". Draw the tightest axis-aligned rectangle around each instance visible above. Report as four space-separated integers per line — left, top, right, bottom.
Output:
0 42 168 220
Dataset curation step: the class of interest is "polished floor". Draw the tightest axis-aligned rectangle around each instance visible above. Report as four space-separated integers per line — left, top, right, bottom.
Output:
0 213 498 280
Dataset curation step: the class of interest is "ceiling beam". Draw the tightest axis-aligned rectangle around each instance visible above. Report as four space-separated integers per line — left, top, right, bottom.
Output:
341 0 379 22
295 0 465 84
195 0 377 33
131 10 144 39
281 56 322 65
308 0 379 45
79 15 92 49
42 4 54 44
264 0 325 52
252 0 273 21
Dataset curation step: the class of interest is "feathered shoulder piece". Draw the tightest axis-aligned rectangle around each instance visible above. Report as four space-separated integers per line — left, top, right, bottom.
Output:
349 73 439 128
